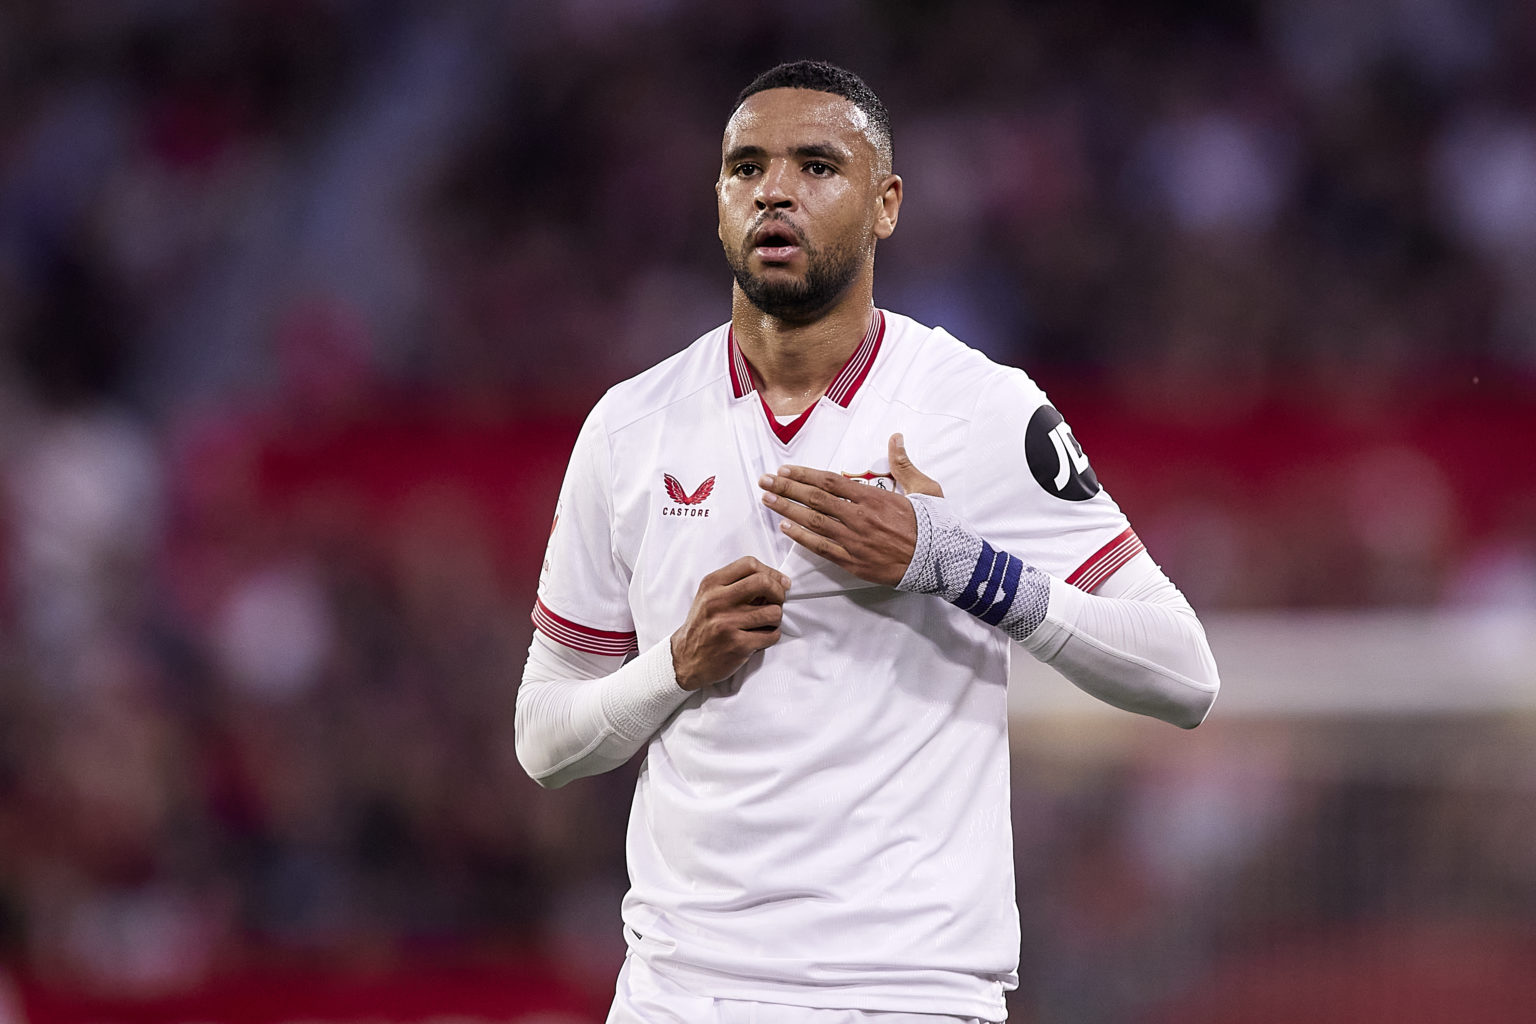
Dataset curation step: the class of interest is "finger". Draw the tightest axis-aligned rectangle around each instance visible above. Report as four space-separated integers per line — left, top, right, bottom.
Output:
772 465 867 502
737 602 783 631
741 624 782 649
778 518 855 565
758 471 854 518
723 569 790 605
888 433 943 497
762 488 851 542
705 555 770 587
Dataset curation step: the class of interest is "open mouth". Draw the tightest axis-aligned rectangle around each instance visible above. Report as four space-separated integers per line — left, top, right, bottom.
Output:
752 221 802 260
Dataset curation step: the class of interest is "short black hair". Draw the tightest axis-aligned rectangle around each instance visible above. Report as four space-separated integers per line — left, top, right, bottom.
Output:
732 60 893 172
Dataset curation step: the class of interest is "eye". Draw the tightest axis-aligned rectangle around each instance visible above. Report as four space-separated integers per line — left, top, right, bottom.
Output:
805 162 835 176
732 162 760 178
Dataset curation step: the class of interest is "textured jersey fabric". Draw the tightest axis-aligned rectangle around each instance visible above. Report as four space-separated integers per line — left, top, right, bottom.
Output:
532 311 1137 1021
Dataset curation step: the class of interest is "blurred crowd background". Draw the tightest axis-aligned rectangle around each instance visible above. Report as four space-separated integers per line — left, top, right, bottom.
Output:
0 0 1533 1021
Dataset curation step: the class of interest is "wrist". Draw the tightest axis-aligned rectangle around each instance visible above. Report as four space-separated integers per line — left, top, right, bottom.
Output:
897 493 1051 642
897 494 981 600
600 639 692 741
669 631 705 691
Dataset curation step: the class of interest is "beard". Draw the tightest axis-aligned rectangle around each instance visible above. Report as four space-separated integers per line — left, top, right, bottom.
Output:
725 223 866 323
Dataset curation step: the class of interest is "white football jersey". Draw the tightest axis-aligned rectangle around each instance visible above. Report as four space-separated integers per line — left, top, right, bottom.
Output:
534 310 1140 1021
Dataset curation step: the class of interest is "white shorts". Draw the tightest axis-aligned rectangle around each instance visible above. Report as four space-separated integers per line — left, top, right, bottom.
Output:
605 955 992 1024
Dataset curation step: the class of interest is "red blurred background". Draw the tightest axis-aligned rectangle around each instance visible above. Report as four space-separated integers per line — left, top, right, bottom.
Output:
0 1 1532 1021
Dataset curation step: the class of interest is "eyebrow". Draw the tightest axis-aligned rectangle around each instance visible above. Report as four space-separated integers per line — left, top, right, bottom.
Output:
722 141 854 166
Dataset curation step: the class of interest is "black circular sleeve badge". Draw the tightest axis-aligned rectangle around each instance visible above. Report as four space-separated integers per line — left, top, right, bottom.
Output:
1024 405 1101 501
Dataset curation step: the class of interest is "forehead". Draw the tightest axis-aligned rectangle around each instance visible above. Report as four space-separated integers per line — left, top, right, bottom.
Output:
723 88 876 159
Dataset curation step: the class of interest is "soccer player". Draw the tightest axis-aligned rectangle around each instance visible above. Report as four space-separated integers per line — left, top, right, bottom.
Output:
516 61 1220 1023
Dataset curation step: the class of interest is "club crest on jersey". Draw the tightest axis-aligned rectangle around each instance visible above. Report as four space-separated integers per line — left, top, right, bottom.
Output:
1024 405 1101 501
841 470 897 491
662 474 714 517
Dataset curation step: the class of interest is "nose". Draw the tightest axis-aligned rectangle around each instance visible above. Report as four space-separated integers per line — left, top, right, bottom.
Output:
754 160 795 211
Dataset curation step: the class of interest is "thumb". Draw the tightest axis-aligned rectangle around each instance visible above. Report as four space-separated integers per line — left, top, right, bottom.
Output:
888 433 943 497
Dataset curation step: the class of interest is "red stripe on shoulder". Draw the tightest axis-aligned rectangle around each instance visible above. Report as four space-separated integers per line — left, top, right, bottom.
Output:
1065 527 1145 593
532 599 638 657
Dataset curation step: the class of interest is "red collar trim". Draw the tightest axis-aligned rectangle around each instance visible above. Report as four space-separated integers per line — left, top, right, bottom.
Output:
825 310 884 406
728 332 756 399
759 394 817 443
726 309 885 407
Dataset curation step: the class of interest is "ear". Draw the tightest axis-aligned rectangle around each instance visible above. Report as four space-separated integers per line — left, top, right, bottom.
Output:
873 174 902 240
716 179 725 244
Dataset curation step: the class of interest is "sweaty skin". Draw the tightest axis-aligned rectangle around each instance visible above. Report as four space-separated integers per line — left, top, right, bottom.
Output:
717 88 902 417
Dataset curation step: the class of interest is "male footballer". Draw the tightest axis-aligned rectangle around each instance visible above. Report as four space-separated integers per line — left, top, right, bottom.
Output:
517 60 1220 1024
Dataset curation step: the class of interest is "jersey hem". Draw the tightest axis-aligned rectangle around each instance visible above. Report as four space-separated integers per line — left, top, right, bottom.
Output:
637 953 1009 1023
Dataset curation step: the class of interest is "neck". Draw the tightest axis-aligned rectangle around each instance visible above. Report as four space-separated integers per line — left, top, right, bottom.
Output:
731 281 875 416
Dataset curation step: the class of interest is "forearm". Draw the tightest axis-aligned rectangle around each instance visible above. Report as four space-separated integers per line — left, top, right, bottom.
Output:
900 495 1219 727
515 632 690 788
1022 570 1219 727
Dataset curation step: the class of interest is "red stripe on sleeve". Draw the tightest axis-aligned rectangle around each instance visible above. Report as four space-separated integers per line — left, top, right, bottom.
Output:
532 599 638 657
1065 527 1145 593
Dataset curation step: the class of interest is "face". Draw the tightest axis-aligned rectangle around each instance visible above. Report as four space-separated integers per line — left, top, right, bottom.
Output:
717 88 900 322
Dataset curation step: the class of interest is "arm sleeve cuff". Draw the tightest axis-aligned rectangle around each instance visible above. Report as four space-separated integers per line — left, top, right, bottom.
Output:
599 637 690 742
516 632 689 788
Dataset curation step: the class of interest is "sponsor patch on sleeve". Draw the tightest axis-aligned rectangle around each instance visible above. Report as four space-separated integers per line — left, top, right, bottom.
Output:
1024 405 1101 501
